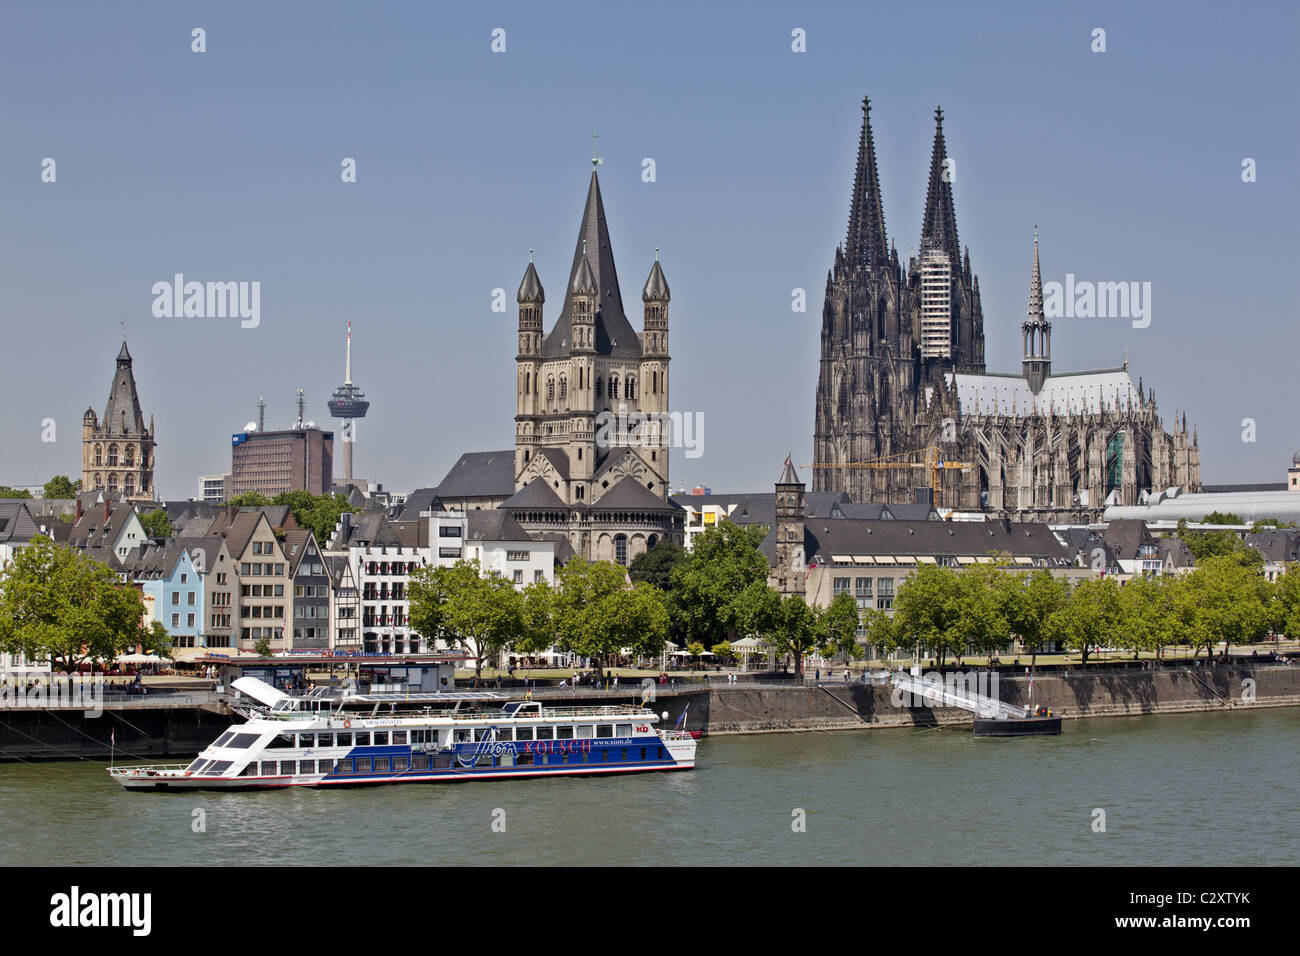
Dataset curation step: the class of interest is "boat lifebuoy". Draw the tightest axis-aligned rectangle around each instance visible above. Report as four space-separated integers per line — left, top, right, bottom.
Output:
343 719 352 728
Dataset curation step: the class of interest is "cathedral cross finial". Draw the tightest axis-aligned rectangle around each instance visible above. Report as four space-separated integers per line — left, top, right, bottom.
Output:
591 132 602 170
1123 345 1129 371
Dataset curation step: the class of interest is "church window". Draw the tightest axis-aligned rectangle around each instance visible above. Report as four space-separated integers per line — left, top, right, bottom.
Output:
94 445 103 466
108 445 118 466
578 367 583 389
524 372 530 394
610 376 619 400
577 448 582 461
124 446 135 467
559 376 566 401
547 378 554 401
108 475 118 492
595 377 603 398
626 376 636 400
614 535 628 566
575 486 584 500
124 476 134 497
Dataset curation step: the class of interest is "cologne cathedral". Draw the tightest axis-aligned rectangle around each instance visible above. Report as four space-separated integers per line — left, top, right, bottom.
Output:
811 98 1200 520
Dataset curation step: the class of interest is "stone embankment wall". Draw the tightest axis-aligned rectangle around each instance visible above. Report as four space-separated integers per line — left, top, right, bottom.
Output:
703 665 1300 735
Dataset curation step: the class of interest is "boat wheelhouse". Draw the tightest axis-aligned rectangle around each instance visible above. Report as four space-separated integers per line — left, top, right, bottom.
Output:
108 678 696 790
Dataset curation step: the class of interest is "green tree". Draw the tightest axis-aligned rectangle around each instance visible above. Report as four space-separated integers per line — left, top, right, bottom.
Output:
710 640 734 663
668 521 770 647
1250 517 1297 532
516 578 558 658
0 536 149 673
272 490 352 544
891 564 964 664
1046 577 1122 668
1275 565 1300 641
1004 568 1069 669
553 558 667 672
254 637 273 657
816 591 862 661
0 487 33 499
1181 556 1273 657
447 568 524 677
42 475 80 499
628 538 686 591
228 492 273 508
771 594 819 676
1177 518 1261 568
139 509 173 539
409 561 481 655
139 619 174 659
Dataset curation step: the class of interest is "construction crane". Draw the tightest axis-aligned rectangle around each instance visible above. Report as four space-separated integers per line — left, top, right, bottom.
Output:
804 446 972 508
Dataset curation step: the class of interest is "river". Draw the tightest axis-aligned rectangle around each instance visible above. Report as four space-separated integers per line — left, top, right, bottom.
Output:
2 707 1296 866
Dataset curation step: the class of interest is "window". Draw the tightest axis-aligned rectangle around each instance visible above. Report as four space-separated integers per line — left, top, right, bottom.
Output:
536 726 554 740
833 577 851 596
614 534 627 566
513 570 523 585
506 550 528 561
171 614 179 627
877 577 895 611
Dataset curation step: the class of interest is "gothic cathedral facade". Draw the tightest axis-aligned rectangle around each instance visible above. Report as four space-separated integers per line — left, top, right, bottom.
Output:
812 99 1199 519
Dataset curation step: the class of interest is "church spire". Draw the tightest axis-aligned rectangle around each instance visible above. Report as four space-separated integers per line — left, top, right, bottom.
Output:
845 96 889 270
1022 226 1051 394
920 106 961 273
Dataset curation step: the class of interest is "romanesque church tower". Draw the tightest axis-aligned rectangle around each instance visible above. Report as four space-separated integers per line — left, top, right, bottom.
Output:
82 338 156 501
507 165 681 565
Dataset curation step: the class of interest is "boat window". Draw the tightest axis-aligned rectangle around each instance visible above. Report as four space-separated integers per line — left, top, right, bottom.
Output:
393 757 408 771
596 724 613 738
337 732 353 747
616 724 633 737
499 752 514 767
355 732 371 746
392 731 407 745
515 726 534 741
412 755 429 770
409 730 424 745
317 733 334 748
454 729 471 743
226 733 260 749
185 759 205 773
496 727 513 741
355 757 372 772
275 733 295 749
516 753 534 766
298 760 315 774
432 755 453 769
640 747 648 761
260 762 277 775
373 757 390 772
204 760 233 775
336 758 353 773
576 725 594 739
658 747 665 760
373 731 389 746
241 764 257 776
536 726 554 740
279 761 296 776
213 732 235 748
474 727 494 742
556 725 573 739
298 734 316 748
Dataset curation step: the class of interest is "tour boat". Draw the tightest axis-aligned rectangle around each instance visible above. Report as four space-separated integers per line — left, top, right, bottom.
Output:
108 678 697 790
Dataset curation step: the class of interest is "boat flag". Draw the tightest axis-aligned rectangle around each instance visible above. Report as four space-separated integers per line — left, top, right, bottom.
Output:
674 705 688 730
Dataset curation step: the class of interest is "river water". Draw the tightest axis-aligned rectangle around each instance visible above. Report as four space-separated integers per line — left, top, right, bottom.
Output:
2 708 1297 866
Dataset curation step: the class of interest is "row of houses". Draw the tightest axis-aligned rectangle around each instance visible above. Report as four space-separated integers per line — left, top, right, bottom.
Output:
0 494 556 673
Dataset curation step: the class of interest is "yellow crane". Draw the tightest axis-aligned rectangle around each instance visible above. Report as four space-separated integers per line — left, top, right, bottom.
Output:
804 446 972 508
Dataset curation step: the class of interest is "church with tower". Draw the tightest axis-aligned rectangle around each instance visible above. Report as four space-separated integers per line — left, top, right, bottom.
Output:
501 161 683 563
82 338 156 501
812 98 1199 519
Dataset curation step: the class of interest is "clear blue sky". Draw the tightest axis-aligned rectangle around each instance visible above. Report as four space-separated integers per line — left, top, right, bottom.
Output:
1 0 1295 499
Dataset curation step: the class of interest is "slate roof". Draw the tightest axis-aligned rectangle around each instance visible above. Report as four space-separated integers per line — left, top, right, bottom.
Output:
0 502 39 543
540 170 642 360
435 451 516 499
761 518 1074 567
499 478 568 511
467 510 532 542
1101 518 1156 560
1246 530 1300 564
100 339 149 436
399 487 446 520
949 368 1140 417
591 477 680 511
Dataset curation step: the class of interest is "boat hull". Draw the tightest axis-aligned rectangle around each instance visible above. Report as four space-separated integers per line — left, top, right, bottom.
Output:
973 715 1062 737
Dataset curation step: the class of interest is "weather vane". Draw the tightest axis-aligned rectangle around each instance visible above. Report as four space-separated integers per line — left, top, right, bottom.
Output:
592 131 602 170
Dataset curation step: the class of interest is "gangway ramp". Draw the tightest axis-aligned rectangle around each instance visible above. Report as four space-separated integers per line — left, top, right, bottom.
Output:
890 672 1023 720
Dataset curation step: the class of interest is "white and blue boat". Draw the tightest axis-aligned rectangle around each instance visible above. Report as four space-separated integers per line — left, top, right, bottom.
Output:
108 677 697 790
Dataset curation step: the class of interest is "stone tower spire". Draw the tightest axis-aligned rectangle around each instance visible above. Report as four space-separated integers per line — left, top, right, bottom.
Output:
1022 227 1052 394
920 106 961 273
846 96 890 271
773 455 807 595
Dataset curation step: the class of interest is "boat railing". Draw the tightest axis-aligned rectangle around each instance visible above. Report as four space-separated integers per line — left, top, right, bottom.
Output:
107 763 190 776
